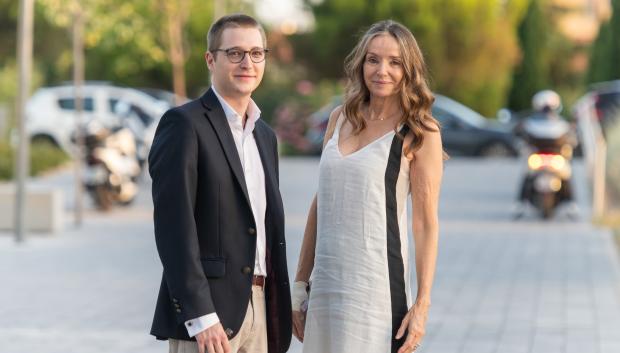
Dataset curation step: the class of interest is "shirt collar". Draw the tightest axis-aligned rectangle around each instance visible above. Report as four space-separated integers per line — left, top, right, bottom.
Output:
211 85 261 133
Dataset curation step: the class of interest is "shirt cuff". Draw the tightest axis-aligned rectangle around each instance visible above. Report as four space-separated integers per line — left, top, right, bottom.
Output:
185 313 220 338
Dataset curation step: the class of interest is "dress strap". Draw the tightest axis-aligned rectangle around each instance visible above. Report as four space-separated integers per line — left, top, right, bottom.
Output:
333 111 346 137
398 124 410 135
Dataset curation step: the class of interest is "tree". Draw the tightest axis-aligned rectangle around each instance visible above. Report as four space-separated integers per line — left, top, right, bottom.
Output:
508 0 550 111
160 0 189 103
37 0 214 99
295 0 529 116
588 0 620 83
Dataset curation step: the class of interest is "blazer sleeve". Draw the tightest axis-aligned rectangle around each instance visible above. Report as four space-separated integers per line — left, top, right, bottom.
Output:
148 108 215 324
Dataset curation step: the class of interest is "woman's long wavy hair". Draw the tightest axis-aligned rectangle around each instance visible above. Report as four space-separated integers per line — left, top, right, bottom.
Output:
343 20 439 156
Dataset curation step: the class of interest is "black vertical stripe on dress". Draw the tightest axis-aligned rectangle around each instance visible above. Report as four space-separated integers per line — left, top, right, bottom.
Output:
385 125 410 353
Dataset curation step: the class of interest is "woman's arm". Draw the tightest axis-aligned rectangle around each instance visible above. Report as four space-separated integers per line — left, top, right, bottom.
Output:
396 128 443 353
292 105 342 342
294 194 318 282
410 129 442 306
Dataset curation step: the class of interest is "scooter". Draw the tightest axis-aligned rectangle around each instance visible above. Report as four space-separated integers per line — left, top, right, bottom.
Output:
523 148 572 218
517 116 575 219
81 121 141 210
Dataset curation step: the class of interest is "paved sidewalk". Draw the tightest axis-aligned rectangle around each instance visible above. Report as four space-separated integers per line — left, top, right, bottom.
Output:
1 158 619 353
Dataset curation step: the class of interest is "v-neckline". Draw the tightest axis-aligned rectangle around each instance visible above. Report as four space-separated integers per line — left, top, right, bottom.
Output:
336 127 396 159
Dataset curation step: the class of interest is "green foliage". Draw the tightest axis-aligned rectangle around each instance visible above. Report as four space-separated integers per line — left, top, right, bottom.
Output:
0 141 12 180
0 140 70 181
605 111 620 209
508 0 549 111
0 62 44 138
587 0 620 83
0 0 18 62
30 140 71 176
297 0 529 116
184 0 216 96
34 0 215 96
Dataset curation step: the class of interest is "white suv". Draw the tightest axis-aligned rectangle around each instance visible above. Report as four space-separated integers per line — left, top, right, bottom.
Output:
26 83 170 158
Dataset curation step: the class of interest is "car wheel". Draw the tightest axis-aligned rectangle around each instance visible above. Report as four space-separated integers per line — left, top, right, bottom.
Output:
480 142 513 158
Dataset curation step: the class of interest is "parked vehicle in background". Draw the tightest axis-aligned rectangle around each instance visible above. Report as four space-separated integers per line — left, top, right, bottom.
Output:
305 96 342 154
516 90 577 219
76 120 141 210
26 83 170 165
432 95 520 157
586 80 620 136
304 94 521 157
138 88 189 107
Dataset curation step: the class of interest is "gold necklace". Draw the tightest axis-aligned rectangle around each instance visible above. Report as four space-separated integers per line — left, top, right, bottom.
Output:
366 110 401 122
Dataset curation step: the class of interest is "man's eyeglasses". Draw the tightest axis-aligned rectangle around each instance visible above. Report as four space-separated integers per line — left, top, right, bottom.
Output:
212 47 270 63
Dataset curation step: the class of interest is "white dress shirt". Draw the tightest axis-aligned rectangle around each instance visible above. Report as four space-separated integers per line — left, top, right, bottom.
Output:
185 87 268 337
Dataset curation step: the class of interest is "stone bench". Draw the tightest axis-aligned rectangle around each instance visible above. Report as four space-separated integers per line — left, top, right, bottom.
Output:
0 185 64 233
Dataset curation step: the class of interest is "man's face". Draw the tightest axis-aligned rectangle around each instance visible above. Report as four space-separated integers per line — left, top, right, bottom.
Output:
206 27 266 99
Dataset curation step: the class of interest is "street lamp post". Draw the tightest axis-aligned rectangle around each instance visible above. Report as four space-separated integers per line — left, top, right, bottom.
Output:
73 5 85 227
14 0 34 243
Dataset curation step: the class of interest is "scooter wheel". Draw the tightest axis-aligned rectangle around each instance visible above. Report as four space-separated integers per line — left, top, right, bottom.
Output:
94 185 113 211
541 193 555 219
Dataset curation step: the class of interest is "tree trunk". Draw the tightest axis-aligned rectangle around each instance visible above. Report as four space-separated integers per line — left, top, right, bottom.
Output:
162 0 188 104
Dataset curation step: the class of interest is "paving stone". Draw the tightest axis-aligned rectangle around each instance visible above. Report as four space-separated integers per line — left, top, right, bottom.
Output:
2 158 619 353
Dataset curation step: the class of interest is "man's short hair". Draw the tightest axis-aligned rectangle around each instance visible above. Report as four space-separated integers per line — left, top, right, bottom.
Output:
207 14 266 52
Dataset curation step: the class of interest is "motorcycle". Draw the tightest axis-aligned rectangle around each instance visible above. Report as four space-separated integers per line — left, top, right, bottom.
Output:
518 116 575 219
80 120 141 210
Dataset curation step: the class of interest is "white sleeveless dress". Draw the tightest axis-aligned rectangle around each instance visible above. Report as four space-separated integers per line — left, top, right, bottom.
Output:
303 114 413 353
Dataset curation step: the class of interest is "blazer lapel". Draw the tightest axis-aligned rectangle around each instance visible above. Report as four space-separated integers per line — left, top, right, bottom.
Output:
253 122 278 249
200 89 251 208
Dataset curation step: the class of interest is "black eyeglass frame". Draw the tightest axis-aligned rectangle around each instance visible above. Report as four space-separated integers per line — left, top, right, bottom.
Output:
212 47 270 63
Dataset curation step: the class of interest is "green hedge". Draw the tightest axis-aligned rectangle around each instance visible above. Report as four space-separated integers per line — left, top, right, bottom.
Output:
0 142 11 180
607 117 620 209
0 140 70 180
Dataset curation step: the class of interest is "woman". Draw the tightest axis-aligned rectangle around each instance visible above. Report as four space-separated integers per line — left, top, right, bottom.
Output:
291 20 443 353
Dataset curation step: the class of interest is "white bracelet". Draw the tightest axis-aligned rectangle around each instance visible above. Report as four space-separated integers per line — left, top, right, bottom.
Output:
291 281 309 312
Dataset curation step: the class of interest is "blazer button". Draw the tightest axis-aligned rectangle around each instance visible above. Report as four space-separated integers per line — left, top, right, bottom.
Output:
172 298 179 303
241 266 252 275
248 227 256 235
176 309 182 313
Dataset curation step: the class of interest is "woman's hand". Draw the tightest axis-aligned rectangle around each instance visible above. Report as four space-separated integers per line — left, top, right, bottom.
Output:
292 310 306 342
291 281 309 342
396 302 429 353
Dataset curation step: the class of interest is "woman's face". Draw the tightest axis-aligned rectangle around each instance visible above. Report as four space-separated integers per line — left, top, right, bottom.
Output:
363 34 404 99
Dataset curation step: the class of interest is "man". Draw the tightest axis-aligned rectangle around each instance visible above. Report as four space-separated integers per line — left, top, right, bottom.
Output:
149 14 292 353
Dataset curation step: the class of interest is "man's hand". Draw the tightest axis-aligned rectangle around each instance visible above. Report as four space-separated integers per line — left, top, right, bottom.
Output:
195 323 231 353
292 310 306 342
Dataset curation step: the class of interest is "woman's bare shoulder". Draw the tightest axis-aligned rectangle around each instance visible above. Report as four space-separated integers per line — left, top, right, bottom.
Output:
415 128 442 161
403 127 442 161
322 105 344 149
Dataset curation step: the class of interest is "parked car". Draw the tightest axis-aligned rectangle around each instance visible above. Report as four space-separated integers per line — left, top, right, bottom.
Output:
432 95 520 157
586 80 620 136
26 83 170 163
138 87 189 107
304 94 521 157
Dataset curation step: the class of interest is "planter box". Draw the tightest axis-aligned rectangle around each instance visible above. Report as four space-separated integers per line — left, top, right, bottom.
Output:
0 185 64 233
